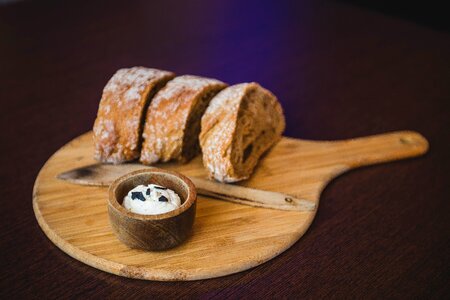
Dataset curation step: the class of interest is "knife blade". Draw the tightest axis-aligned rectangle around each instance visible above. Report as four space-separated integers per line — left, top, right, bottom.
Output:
57 163 316 212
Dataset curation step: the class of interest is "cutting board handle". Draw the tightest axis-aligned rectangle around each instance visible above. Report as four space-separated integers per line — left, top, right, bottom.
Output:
328 130 429 168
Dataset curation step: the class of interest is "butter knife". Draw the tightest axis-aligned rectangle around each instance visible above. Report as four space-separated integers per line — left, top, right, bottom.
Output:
57 163 316 212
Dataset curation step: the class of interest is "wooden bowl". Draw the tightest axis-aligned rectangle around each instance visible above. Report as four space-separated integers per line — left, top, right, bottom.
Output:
108 168 197 251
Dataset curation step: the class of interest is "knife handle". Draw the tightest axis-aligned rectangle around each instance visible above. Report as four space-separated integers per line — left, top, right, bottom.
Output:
189 177 316 211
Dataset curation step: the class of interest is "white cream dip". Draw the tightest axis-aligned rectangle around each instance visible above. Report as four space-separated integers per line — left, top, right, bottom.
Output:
123 184 181 215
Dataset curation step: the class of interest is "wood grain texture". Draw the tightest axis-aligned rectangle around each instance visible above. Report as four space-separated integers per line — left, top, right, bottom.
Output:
1 0 449 298
32 131 427 280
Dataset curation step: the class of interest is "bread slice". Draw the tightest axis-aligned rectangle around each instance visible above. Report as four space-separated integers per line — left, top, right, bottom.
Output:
93 67 175 164
140 75 227 164
199 82 285 182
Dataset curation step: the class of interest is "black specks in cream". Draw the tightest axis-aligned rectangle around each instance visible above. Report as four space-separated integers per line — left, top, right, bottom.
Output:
131 191 146 201
158 195 169 202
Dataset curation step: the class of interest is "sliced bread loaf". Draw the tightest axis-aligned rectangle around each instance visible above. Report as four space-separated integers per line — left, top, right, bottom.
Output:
140 75 227 164
93 67 175 164
199 82 285 182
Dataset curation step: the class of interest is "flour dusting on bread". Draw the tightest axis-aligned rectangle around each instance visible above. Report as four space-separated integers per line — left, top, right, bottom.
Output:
140 75 227 164
93 67 175 164
93 67 286 183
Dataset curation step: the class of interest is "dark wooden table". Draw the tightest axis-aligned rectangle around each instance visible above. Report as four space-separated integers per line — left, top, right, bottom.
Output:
1 0 449 298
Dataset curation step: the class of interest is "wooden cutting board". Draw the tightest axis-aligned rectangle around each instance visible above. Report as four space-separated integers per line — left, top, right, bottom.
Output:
32 131 428 281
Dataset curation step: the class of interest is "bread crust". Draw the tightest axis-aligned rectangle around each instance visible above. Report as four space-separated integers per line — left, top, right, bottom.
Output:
200 82 285 182
93 67 175 164
140 75 227 164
